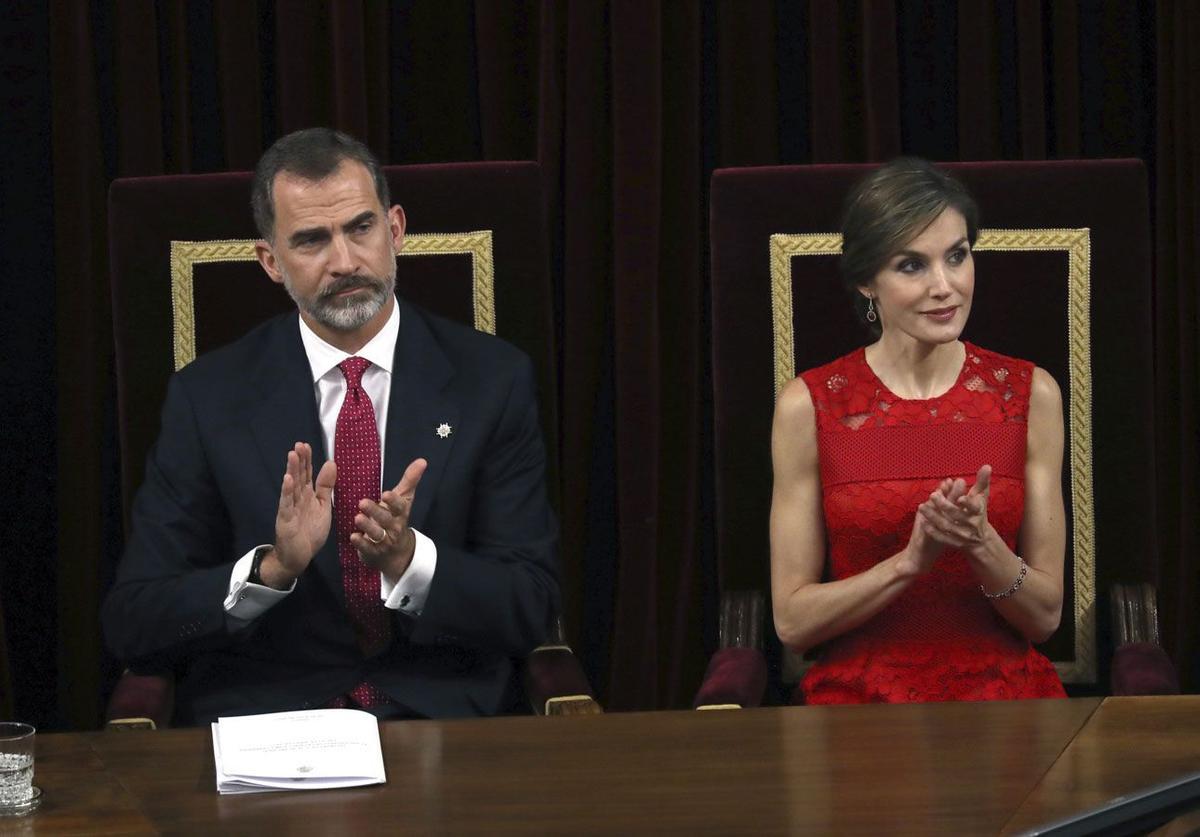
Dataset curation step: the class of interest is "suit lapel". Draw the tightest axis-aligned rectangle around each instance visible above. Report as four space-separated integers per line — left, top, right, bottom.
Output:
247 314 344 602
383 300 457 531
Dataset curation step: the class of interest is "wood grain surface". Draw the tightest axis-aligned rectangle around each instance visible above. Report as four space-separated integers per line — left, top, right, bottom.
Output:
3 698 1114 835
1003 695 1200 834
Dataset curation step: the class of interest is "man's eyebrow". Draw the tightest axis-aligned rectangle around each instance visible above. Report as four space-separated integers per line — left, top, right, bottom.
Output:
286 211 378 247
342 210 376 233
288 226 330 247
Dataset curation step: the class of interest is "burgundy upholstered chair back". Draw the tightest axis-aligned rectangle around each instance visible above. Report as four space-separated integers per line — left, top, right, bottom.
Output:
709 160 1155 689
109 162 557 527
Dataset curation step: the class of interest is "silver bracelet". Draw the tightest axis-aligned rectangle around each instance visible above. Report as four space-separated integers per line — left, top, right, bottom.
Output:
980 556 1028 599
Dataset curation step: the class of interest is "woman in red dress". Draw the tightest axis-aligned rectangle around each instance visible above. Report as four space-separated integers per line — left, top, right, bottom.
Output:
770 158 1067 703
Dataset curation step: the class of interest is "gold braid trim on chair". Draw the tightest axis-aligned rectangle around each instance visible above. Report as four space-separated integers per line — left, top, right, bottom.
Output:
397 231 496 336
974 228 1094 683
769 228 1096 684
768 233 841 398
170 239 258 370
544 695 603 716
106 717 157 731
170 231 497 370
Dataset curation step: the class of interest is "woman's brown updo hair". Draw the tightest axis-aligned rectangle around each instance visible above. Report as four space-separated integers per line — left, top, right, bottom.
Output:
840 158 980 335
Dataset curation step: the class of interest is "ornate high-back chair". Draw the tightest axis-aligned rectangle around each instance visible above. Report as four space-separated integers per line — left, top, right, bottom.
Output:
109 162 558 520
708 159 1171 697
105 162 599 726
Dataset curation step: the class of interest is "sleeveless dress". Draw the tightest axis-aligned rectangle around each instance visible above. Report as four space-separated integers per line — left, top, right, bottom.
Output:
797 342 1066 703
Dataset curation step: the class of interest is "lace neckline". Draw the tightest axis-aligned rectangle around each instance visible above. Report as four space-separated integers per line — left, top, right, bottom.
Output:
860 342 971 404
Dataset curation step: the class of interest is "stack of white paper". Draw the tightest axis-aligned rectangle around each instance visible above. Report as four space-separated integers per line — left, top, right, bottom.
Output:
211 708 387 795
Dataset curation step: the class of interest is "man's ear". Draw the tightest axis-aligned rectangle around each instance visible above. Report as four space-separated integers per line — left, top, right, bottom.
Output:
389 205 407 253
255 240 284 285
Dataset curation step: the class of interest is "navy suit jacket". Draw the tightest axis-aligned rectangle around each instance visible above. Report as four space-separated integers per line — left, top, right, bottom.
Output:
102 298 559 724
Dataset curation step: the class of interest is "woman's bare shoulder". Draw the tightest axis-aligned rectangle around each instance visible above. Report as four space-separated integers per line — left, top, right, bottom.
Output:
775 375 815 426
1029 366 1063 411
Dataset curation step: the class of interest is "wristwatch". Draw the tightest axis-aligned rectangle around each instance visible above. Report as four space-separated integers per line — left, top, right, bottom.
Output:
248 546 271 586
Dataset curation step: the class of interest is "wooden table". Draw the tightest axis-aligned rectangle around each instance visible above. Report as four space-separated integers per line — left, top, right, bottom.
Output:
3 697 1197 835
1002 696 1200 834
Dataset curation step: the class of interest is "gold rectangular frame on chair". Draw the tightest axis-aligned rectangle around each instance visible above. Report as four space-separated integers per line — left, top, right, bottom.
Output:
169 231 497 370
769 228 1095 684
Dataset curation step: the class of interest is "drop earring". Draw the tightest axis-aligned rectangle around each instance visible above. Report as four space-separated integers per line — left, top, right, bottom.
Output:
866 297 877 323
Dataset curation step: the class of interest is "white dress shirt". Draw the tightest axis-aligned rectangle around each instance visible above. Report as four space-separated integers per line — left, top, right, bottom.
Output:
223 301 437 621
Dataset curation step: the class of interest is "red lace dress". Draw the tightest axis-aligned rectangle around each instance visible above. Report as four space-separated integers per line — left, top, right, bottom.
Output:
797 342 1066 703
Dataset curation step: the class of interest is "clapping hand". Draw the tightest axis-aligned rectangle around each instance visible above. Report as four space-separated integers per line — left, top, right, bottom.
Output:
917 465 992 555
350 458 428 580
273 442 338 581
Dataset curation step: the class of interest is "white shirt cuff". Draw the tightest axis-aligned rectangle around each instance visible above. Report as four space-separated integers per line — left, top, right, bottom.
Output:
224 544 294 621
381 528 436 615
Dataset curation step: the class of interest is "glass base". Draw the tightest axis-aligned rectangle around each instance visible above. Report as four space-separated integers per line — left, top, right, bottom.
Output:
0 786 41 816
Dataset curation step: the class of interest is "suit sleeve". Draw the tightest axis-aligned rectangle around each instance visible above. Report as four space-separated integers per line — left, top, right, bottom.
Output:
101 373 243 664
407 356 560 657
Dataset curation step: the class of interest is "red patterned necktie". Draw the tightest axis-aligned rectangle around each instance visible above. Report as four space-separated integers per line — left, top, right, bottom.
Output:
334 357 390 707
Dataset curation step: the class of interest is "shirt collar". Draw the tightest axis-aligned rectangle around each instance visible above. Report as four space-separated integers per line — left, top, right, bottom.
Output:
296 297 400 382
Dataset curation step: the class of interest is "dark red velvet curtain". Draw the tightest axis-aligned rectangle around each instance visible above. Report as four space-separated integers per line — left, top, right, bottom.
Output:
1154 0 1200 703
0 0 1194 728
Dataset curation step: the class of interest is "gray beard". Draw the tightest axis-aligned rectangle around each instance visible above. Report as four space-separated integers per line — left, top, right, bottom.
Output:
286 272 395 332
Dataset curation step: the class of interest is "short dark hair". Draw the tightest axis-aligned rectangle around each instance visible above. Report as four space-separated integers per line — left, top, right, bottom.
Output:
840 157 979 334
251 127 390 240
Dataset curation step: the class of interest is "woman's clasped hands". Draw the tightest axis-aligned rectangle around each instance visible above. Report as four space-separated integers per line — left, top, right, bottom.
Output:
902 465 993 575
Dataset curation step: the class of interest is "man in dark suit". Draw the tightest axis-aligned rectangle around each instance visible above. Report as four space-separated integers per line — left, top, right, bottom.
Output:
102 128 559 724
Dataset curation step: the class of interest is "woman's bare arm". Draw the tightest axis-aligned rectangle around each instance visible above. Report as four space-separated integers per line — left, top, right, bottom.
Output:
977 368 1065 640
769 377 943 652
917 367 1066 642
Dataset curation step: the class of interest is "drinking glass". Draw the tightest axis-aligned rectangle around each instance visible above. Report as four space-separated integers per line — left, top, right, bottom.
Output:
0 722 39 815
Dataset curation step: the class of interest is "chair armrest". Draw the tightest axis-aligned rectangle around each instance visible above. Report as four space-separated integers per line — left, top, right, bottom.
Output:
1111 582 1163 645
105 671 175 730
1109 582 1179 695
522 645 602 715
695 589 768 709
694 647 768 709
108 644 603 725
1111 641 1181 696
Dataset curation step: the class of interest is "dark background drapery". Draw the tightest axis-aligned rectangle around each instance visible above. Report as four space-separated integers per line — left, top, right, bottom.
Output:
1 0 1195 730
